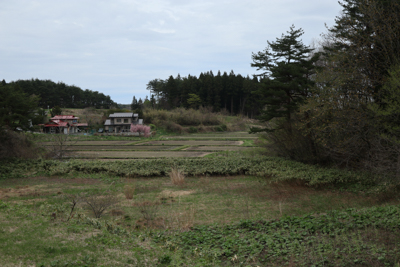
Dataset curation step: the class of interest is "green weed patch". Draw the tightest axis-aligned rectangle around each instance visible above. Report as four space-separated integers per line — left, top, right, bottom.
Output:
0 155 376 188
154 205 400 266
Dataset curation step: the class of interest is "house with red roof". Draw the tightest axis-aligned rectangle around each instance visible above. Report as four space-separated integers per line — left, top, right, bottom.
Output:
40 115 88 134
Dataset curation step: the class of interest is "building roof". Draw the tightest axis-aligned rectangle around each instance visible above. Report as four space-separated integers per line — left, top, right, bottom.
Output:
43 121 69 127
50 115 79 120
109 113 138 118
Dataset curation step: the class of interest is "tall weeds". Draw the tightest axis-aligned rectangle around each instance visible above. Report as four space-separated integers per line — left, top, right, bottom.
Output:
123 185 135 200
170 167 185 186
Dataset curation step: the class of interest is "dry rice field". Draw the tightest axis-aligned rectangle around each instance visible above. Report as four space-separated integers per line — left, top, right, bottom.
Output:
74 151 211 158
139 140 243 146
42 131 256 159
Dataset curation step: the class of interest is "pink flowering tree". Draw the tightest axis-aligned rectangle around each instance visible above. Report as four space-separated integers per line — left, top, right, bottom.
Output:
130 123 151 137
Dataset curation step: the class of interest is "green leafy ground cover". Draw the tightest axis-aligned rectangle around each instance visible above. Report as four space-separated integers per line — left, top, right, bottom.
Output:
0 153 379 188
0 173 398 266
155 205 400 266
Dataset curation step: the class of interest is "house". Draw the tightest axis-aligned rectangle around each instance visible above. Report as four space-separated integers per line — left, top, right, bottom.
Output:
104 113 142 133
40 115 88 134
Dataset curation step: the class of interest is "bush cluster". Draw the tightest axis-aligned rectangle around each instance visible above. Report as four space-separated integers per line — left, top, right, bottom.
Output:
143 107 222 128
0 129 44 159
1 154 379 189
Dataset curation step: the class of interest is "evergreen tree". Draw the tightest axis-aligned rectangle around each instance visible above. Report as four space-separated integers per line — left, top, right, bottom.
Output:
251 25 319 130
325 0 400 101
150 94 156 109
131 96 139 110
0 83 41 131
50 106 62 117
138 98 143 110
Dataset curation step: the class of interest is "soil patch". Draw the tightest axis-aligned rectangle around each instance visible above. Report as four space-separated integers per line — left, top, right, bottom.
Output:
40 141 134 146
139 140 243 146
74 151 211 158
68 145 176 151
184 146 250 151
160 190 195 198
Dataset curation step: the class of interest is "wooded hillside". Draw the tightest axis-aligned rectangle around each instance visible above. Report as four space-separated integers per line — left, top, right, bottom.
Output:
6 79 115 109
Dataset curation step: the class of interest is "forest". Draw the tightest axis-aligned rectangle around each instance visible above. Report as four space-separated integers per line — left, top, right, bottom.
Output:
3 78 115 109
145 71 262 117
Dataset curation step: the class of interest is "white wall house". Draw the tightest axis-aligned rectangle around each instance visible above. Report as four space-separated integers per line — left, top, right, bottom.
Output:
104 113 142 133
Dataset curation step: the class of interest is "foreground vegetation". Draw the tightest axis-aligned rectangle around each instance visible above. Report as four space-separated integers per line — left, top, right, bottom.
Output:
0 153 383 189
1 148 400 266
1 171 399 266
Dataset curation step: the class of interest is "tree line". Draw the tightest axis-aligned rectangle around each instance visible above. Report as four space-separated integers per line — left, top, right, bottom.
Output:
5 79 115 109
249 0 400 176
145 71 263 117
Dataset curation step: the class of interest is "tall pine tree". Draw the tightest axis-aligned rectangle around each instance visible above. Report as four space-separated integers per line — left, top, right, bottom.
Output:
251 25 319 131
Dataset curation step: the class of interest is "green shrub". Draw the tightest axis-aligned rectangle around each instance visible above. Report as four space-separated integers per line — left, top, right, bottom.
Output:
188 126 198 133
161 121 183 134
0 130 44 159
149 124 156 131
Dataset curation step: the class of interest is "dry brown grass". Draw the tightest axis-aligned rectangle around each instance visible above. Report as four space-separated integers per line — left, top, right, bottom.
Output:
110 209 125 216
170 168 185 186
135 200 161 227
164 205 196 230
123 185 135 199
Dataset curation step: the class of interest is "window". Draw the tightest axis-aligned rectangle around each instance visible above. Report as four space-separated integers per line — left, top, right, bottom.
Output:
116 119 121 123
124 119 128 123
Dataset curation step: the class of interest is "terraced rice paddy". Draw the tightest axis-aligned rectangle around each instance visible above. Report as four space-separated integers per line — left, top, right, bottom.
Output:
40 140 138 146
74 151 210 158
183 146 249 151
67 145 178 151
164 132 257 139
140 140 243 146
42 132 256 159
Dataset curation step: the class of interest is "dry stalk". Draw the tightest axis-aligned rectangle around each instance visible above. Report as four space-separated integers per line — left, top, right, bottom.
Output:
123 184 136 199
64 193 84 221
170 167 185 186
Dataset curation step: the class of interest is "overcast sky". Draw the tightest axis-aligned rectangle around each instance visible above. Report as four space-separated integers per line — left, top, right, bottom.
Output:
1 0 343 104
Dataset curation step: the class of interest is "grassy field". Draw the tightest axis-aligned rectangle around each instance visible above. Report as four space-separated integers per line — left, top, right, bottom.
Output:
0 173 399 266
1 131 400 266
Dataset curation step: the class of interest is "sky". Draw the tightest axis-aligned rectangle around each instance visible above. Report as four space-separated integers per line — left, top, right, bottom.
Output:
0 0 343 104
